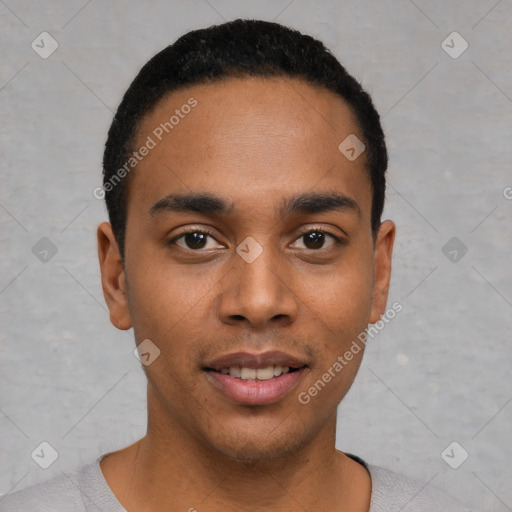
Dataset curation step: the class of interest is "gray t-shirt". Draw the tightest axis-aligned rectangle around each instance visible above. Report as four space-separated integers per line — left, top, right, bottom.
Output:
0 456 472 511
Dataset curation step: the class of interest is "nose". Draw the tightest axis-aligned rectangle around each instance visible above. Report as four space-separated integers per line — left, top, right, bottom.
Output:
216 244 299 330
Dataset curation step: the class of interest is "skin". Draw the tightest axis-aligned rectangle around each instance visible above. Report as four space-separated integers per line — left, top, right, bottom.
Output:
97 76 395 512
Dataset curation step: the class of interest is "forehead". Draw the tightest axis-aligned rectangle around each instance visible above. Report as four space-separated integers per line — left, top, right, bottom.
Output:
128 76 371 219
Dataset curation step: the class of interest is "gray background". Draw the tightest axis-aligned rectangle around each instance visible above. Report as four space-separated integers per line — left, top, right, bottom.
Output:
1 1 511 510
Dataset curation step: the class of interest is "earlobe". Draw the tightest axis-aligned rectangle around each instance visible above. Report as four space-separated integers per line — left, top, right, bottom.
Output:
97 222 132 330
369 220 396 324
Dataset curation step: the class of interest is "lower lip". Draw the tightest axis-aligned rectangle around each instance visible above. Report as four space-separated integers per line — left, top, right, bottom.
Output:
205 369 306 405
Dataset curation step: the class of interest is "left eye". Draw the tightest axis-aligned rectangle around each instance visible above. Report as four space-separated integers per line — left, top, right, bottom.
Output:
291 230 339 250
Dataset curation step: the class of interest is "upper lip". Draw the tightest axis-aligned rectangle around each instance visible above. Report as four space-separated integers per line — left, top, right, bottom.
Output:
204 351 308 371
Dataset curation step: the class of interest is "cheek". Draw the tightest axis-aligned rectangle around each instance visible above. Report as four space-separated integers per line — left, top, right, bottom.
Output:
125 252 227 387
294 259 373 412
125 259 214 397
297 252 375 340
126 248 216 333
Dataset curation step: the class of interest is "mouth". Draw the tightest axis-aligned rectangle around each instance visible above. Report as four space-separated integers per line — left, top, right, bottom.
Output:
203 351 308 405
208 365 302 380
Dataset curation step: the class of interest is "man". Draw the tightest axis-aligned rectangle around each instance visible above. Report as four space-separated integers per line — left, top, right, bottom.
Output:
1 19 472 511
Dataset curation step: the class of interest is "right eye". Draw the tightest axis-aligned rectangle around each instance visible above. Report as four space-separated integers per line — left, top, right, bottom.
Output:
169 230 225 251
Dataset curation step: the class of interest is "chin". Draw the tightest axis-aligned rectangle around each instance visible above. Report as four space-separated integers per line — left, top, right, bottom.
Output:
202 421 313 464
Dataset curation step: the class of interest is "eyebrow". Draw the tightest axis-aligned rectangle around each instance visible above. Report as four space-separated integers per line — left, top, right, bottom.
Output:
149 192 360 218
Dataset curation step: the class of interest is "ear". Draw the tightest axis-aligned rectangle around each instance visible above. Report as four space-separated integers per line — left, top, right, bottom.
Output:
369 220 396 324
97 222 132 330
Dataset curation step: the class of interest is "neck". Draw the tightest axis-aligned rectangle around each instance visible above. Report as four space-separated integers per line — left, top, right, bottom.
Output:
100 392 371 511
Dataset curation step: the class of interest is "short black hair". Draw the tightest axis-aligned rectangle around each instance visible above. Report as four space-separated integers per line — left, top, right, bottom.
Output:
103 19 387 261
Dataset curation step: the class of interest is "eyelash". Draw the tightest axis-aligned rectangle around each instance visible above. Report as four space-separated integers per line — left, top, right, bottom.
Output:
168 226 344 251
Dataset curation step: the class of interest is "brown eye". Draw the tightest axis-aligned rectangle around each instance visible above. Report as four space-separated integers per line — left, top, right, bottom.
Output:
303 231 326 249
171 231 224 251
183 232 208 249
291 229 339 251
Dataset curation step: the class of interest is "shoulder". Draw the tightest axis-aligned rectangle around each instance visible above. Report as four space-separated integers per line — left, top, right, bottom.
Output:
0 470 84 512
0 459 123 512
367 464 473 512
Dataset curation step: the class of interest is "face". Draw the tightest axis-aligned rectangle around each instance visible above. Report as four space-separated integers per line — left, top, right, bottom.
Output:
98 76 395 462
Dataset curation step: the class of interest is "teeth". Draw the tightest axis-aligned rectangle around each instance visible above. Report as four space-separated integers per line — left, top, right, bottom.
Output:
240 368 256 380
222 365 292 380
229 367 241 378
255 367 275 380
273 365 283 376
